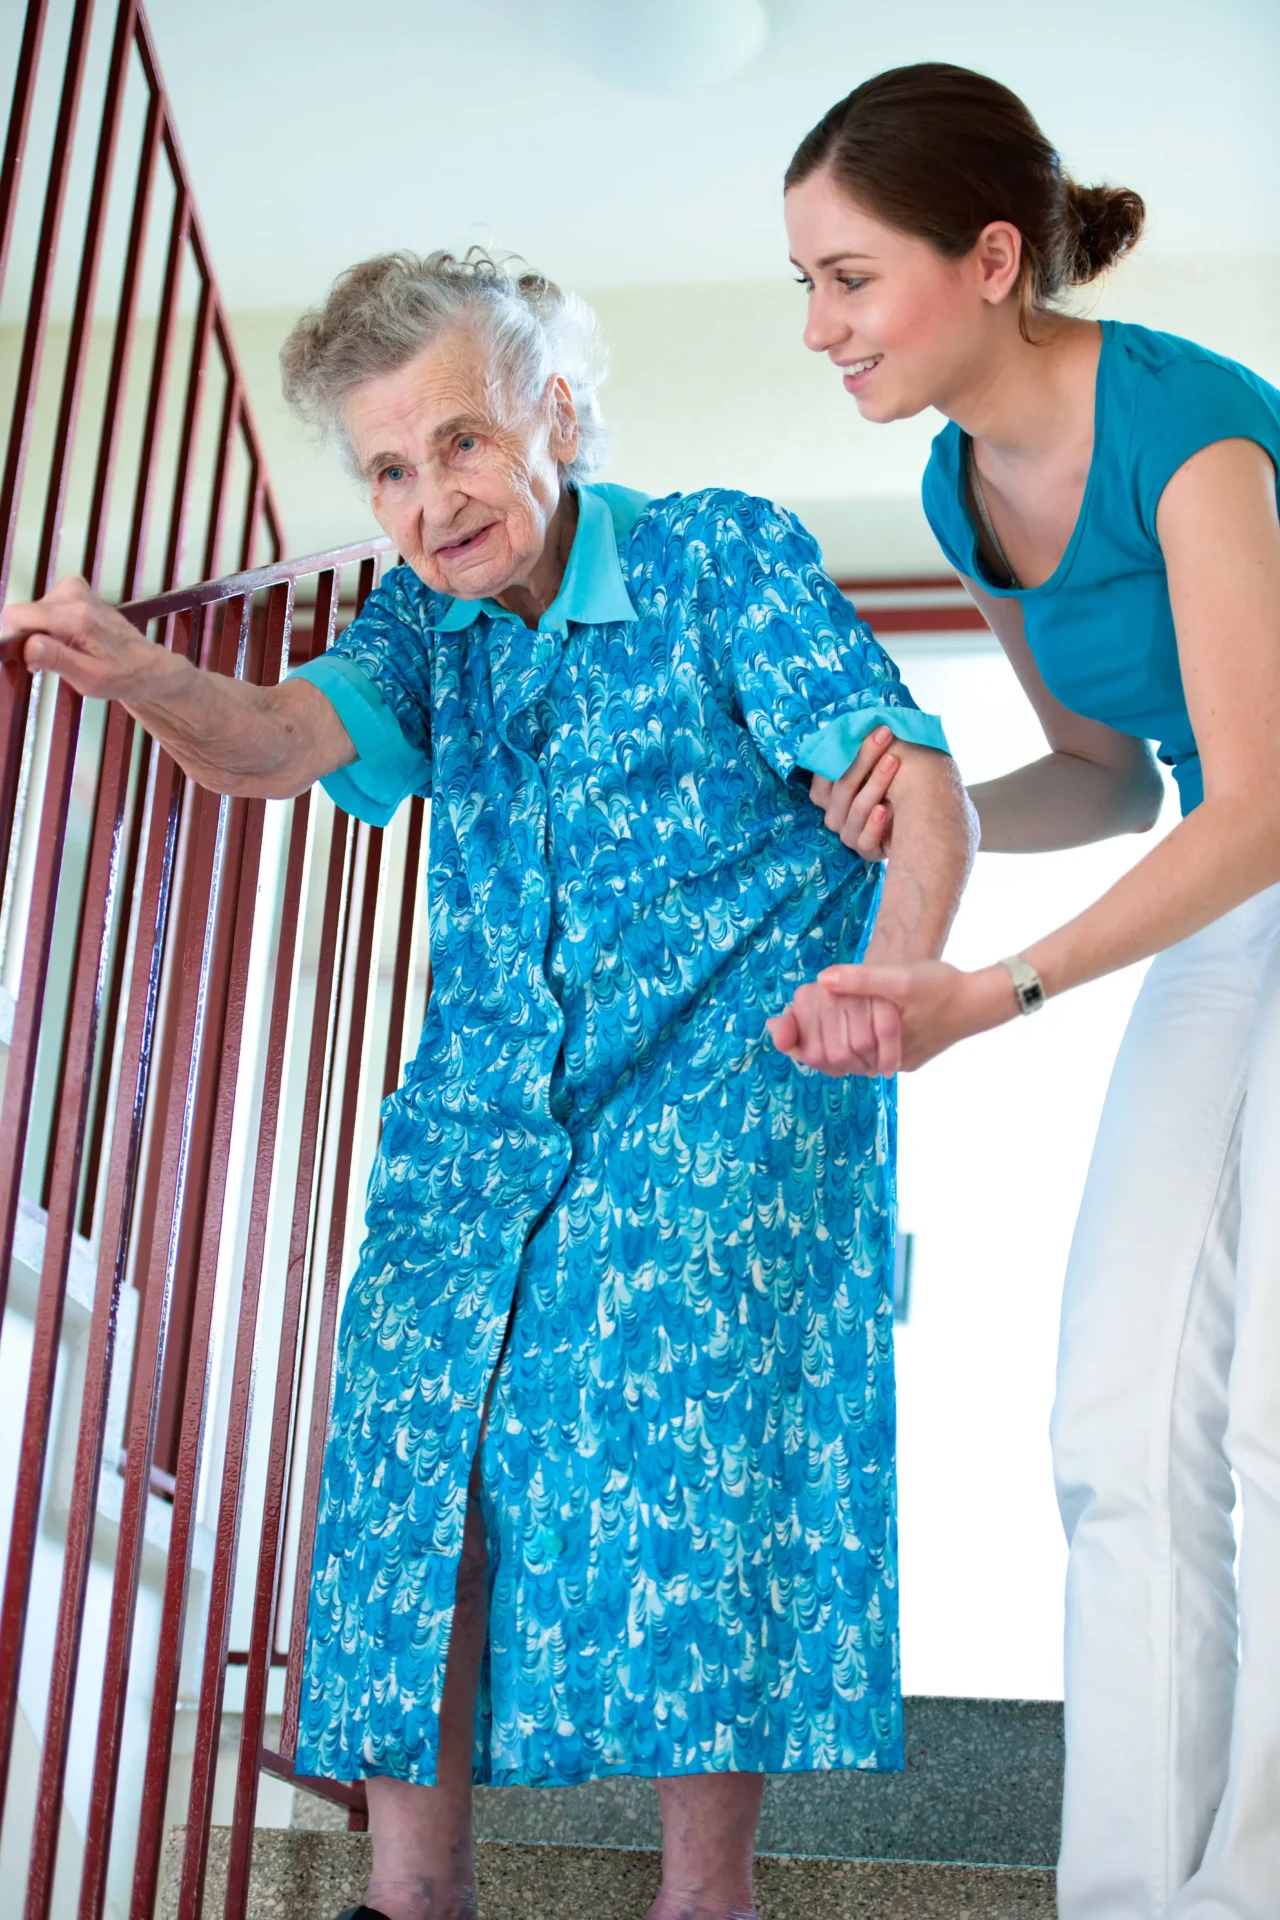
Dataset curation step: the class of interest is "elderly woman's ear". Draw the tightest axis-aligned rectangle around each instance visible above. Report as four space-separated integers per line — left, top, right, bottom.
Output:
547 374 580 469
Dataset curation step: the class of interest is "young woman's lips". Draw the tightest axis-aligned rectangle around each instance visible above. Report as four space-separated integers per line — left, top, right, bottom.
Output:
436 523 495 560
841 356 882 393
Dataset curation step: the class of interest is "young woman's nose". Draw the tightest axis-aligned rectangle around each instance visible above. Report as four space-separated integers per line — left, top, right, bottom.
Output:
803 290 851 356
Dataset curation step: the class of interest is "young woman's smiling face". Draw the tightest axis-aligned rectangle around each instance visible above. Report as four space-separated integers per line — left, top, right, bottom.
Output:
342 329 577 602
784 169 1021 423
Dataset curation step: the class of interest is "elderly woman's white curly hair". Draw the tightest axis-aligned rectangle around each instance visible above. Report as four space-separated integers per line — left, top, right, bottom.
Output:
280 248 611 484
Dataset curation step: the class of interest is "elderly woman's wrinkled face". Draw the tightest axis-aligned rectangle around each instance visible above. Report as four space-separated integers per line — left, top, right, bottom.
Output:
343 329 578 601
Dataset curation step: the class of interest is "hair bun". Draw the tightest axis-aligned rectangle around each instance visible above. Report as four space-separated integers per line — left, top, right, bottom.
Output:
1065 181 1146 284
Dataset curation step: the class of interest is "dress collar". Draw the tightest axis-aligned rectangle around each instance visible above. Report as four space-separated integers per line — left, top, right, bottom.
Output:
429 483 645 636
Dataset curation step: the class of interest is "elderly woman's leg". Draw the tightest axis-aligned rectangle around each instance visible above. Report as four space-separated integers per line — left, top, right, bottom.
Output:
648 1774 764 1920
362 1474 488 1920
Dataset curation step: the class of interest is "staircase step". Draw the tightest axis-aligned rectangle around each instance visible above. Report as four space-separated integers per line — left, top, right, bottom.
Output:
474 1699 1063 1869
162 1830 1057 1919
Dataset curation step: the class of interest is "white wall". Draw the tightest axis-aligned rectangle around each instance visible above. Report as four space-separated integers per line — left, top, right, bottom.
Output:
158 251 1280 580
5 251 1279 598
888 639 1178 1699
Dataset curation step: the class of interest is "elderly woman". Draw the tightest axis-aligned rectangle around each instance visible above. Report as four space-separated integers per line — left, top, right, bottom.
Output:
6 252 973 1920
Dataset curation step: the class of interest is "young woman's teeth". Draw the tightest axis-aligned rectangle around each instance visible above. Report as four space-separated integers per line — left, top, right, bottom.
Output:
847 357 879 375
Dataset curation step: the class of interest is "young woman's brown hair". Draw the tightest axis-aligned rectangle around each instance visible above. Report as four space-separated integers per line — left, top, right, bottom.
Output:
785 62 1145 339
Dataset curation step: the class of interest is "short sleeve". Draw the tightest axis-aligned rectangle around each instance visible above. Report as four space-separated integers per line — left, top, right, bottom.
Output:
288 565 433 827
920 422 974 578
1132 356 1280 540
723 496 950 781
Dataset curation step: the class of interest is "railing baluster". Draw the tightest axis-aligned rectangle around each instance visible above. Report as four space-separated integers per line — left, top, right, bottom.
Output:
0 1 53 312
0 0 96 605
76 606 231 1911
120 179 189 601
200 385 240 585
218 811 366 1917
127 590 279 1920
177 780 316 1920
160 272 216 593
0 0 97 894
0 689 87 1817
238 463 262 575
226 805 391 1917
74 712 189 1920
77 724 148 1238
31 0 142 601
81 83 165 590
20 699 137 1920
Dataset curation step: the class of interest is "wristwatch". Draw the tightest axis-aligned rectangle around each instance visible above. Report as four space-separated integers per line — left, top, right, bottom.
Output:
999 953 1046 1016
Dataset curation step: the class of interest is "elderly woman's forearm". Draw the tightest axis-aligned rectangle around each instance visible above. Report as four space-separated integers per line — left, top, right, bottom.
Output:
866 763 976 963
124 659 352 798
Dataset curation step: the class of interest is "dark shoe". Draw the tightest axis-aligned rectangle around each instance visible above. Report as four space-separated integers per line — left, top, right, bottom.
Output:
333 1909 394 1920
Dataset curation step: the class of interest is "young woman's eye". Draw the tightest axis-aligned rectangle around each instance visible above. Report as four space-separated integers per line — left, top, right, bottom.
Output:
839 276 869 293
793 274 814 292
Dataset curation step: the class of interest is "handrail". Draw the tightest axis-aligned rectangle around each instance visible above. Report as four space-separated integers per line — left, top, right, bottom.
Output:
121 535 397 625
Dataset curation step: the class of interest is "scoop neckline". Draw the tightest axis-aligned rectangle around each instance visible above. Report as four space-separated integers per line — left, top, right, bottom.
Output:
956 318 1111 599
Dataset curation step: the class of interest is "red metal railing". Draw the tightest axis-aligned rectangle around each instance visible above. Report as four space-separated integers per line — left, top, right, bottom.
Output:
0 0 284 888
0 536 437 1919
0 3 416 1914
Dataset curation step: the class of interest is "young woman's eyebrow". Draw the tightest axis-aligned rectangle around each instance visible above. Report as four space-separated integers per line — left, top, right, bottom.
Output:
788 252 878 273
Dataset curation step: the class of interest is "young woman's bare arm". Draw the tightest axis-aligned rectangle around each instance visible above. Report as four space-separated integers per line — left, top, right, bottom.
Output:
2 577 354 799
963 582 1166 850
819 438 1280 1066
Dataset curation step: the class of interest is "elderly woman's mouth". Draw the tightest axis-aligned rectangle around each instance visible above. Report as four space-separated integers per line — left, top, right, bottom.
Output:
435 524 496 560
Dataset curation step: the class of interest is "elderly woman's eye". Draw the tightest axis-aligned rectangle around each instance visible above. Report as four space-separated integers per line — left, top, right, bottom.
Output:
456 435 479 454
381 465 408 484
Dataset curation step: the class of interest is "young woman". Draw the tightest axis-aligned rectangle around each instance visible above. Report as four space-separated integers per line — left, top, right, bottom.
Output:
773 61 1280 1920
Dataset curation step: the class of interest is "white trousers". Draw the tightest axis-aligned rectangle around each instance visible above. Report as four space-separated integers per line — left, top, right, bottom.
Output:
1053 884 1280 1918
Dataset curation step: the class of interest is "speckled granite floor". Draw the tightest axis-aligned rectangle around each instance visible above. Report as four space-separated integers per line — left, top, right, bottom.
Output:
161 1830 1057 1919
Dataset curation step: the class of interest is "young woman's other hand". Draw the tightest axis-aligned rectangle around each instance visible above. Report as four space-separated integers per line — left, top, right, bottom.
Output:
809 725 899 860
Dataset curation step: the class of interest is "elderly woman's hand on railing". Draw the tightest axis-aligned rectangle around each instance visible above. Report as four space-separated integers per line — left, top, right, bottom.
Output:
1 575 354 801
2 575 157 700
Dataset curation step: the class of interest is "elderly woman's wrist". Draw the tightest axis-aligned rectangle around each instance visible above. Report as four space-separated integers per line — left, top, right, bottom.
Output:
123 637 197 715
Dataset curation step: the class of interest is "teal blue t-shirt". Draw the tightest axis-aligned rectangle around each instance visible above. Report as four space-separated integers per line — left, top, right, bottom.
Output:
922 320 1280 813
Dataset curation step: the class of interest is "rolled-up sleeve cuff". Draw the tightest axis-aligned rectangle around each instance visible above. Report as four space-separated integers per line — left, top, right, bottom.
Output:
791 702 951 780
288 654 430 828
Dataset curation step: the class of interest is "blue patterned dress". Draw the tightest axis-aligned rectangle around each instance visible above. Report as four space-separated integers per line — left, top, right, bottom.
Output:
289 483 948 1789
